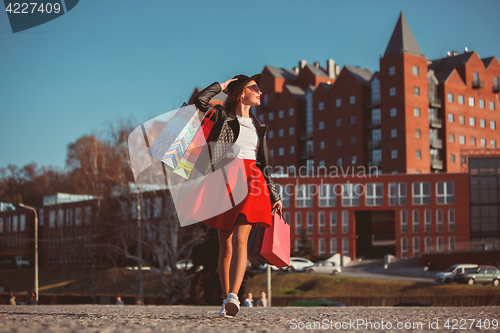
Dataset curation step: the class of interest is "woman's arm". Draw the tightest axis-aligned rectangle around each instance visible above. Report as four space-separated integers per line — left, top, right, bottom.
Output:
193 78 237 112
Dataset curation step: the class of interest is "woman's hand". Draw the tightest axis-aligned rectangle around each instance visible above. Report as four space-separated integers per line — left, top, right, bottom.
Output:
219 78 237 95
272 201 283 216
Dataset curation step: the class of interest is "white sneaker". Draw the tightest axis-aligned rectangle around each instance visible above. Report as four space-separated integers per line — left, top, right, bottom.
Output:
224 293 240 317
218 302 227 318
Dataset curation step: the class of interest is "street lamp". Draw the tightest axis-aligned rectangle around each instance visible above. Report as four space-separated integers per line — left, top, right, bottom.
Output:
19 203 38 303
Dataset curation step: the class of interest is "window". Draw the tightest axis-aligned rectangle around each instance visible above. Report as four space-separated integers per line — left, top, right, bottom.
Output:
450 154 455 163
415 128 421 138
449 209 455 232
342 183 360 206
342 238 349 256
307 212 313 234
459 135 465 145
401 238 408 258
319 141 325 149
342 211 349 234
296 184 313 207
350 136 356 145
447 93 453 103
336 98 341 107
319 239 325 254
449 236 456 252
269 130 274 139
413 182 431 205
331 238 337 254
19 214 25 232
495 77 500 90
425 209 431 232
390 108 397 117
390 87 396 96
480 119 485 128
57 209 63 228
295 212 302 235
458 95 464 104
469 97 475 107
459 115 465 124
330 212 337 234
448 114 454 123
449 133 455 143
350 95 356 104
278 148 284 156
416 150 422 159
471 137 476 146
65 208 73 226
276 184 290 208
319 121 324 130
336 138 342 147
319 184 336 207
389 66 395 75
319 212 325 234
278 110 284 118
391 150 397 159
350 116 356 124
286 127 293 136
12 215 18 232
470 117 475 126
491 121 496 130
84 206 91 224
0 218 3 233
270 149 274 157
289 108 294 116
437 236 444 252
289 146 295 154
49 210 55 228
318 102 324 110
413 66 419 75
490 101 495 110
351 156 357 164
366 183 383 206
437 209 443 232
389 129 397 138
153 197 162 218
336 158 342 166
389 183 407 206
480 138 486 147
413 210 419 232
414 86 420 96
413 237 420 257
336 118 341 127
492 140 497 149
425 237 432 253
479 99 485 108
279 129 284 137
258 114 264 122
401 210 407 233
269 112 274 120
414 107 420 117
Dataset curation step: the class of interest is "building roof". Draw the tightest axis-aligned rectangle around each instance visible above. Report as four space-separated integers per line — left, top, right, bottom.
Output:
384 12 423 58
345 66 373 85
429 52 474 73
304 64 330 78
482 56 495 68
318 82 333 91
433 69 455 83
285 85 306 99
265 66 298 81
43 193 98 207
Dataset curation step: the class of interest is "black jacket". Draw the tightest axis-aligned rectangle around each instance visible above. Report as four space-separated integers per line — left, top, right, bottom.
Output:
193 82 281 205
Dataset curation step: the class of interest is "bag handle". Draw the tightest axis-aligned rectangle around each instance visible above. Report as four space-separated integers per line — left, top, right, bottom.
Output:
272 207 289 225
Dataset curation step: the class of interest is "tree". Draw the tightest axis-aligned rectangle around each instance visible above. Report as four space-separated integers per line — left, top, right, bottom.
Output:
296 230 316 261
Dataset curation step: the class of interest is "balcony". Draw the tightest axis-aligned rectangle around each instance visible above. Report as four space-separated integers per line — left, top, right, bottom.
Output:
300 132 313 141
429 97 442 108
366 118 381 129
367 139 381 150
366 98 381 108
472 80 485 89
430 138 443 149
493 85 500 93
431 157 443 170
300 150 313 160
430 118 442 128
368 159 381 168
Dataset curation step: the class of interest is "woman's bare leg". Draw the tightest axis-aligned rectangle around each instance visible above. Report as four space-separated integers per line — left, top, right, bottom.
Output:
218 228 233 298
228 214 253 295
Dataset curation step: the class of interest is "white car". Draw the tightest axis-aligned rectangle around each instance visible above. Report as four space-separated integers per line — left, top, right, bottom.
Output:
287 257 315 272
304 261 342 275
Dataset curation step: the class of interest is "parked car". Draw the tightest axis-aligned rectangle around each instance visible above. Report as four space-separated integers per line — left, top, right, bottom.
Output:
15 256 31 268
434 264 478 284
287 257 315 272
456 266 500 286
304 261 342 275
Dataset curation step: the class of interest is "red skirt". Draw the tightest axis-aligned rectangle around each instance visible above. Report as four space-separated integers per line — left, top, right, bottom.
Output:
177 159 272 230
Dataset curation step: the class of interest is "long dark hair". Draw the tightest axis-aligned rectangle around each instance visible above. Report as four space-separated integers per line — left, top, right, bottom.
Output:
225 92 242 114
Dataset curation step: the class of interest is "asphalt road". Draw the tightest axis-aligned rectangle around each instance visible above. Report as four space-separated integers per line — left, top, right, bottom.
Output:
1 305 500 332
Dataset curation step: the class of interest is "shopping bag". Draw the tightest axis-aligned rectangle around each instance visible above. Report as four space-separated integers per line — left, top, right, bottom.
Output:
260 212 290 268
146 103 204 171
247 225 272 266
173 107 216 179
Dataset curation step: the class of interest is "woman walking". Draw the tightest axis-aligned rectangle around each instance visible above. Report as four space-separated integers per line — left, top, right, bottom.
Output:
190 74 282 317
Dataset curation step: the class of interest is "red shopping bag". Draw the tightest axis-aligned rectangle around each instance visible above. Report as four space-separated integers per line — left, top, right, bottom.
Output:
260 212 290 268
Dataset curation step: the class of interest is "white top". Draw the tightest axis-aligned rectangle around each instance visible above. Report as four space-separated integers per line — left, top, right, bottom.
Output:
226 115 260 160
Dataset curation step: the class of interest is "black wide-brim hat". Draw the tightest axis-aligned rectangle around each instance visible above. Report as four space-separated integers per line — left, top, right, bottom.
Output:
226 74 262 96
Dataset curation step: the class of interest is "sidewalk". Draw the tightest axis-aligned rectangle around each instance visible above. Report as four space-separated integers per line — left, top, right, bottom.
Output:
1 305 499 332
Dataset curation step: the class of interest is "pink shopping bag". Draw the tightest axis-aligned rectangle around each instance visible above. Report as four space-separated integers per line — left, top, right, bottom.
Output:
260 212 290 268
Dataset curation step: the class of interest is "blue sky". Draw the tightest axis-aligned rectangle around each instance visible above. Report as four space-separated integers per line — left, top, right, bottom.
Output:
1 0 499 170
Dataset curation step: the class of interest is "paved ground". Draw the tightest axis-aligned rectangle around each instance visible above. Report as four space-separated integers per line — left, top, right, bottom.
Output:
1 305 500 332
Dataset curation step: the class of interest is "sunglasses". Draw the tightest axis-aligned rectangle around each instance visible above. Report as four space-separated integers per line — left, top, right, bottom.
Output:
245 84 261 93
